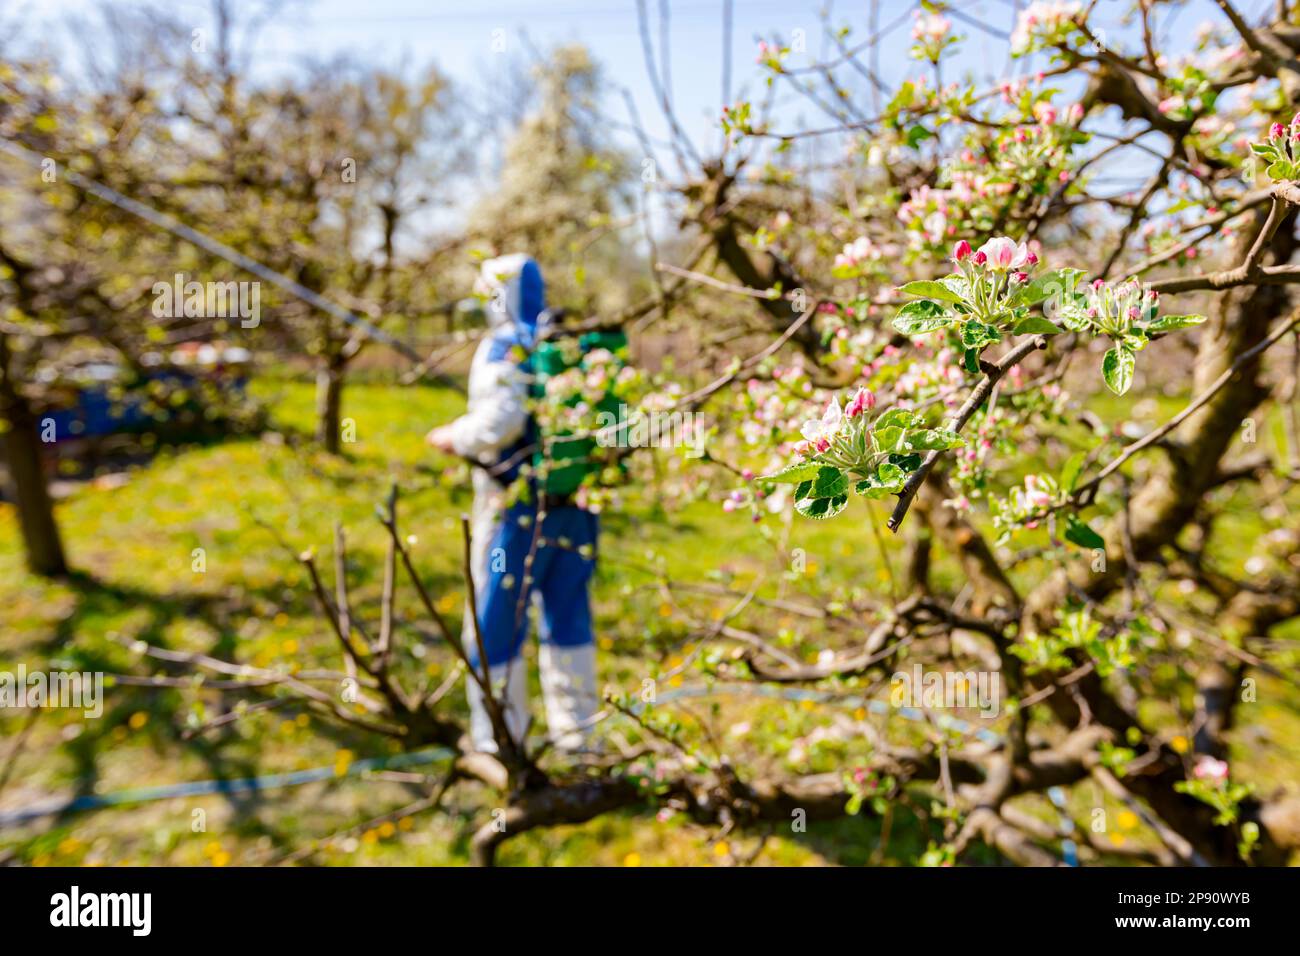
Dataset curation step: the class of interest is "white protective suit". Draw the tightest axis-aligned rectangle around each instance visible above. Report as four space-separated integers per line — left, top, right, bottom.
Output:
449 255 599 754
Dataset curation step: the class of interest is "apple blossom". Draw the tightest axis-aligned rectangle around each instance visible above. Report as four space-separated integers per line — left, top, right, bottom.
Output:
1193 756 1230 784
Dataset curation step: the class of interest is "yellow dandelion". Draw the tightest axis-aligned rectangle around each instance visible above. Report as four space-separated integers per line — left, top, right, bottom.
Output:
127 711 148 731
623 851 642 867
1170 735 1190 754
1118 810 1139 831
377 822 396 839
713 841 730 858
598 636 614 651
280 638 299 655
211 850 231 867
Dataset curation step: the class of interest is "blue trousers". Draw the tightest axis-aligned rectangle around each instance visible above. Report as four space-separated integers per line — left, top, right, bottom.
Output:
469 501 599 669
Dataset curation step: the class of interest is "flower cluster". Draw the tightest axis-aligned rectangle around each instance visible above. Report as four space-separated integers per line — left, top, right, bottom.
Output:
1156 66 1217 123
1002 473 1056 529
832 235 899 278
535 347 640 433
896 99 1085 256
892 235 1058 371
755 40 788 73
1251 111 1300 181
895 235 1205 395
1048 275 1206 394
756 384 965 521
910 12 954 63
1010 1 1083 56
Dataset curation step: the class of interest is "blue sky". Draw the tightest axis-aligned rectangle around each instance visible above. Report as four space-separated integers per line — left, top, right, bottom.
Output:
10 0 1280 235
17 0 1277 161
12 1 1071 158
17 0 1279 158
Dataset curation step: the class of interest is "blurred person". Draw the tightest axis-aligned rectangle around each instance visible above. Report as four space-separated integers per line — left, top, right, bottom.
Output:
426 254 599 754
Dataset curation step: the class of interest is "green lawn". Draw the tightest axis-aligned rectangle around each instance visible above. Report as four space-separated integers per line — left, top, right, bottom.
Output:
0 377 927 866
1 375 1296 866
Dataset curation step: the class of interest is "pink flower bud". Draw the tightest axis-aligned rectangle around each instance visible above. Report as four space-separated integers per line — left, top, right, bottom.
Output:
1012 271 1029 284
1025 251 1039 266
1270 122 1286 143
953 239 972 262
845 387 876 418
972 251 988 266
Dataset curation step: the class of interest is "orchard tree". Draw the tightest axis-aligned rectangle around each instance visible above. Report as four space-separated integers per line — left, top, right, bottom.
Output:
113 0 1300 866
468 44 639 316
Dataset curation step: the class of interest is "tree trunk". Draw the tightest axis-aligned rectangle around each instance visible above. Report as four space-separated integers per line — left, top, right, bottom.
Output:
315 357 343 455
0 367 68 577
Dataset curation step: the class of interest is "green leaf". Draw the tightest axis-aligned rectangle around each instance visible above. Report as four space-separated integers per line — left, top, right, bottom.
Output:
1059 452 1086 492
905 124 935 149
940 274 971 302
1019 268 1085 308
963 348 980 374
1144 313 1206 334
1013 315 1064 335
1102 346 1135 395
892 300 953 336
960 321 1001 350
1064 513 1106 550
908 428 966 451
855 481 893 500
809 466 848 498
795 493 849 519
759 460 824 484
876 461 906 489
1055 301 1093 333
898 280 964 305
1267 161 1296 181
872 408 919 431
872 425 906 453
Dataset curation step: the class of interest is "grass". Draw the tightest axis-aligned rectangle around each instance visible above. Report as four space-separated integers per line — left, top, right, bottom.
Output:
1 374 1296 866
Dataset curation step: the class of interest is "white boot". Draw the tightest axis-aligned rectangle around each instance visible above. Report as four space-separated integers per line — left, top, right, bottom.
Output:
466 659 528 754
538 643 598 751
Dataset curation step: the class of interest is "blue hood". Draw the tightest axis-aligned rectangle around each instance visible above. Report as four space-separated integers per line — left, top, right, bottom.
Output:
477 254 546 341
